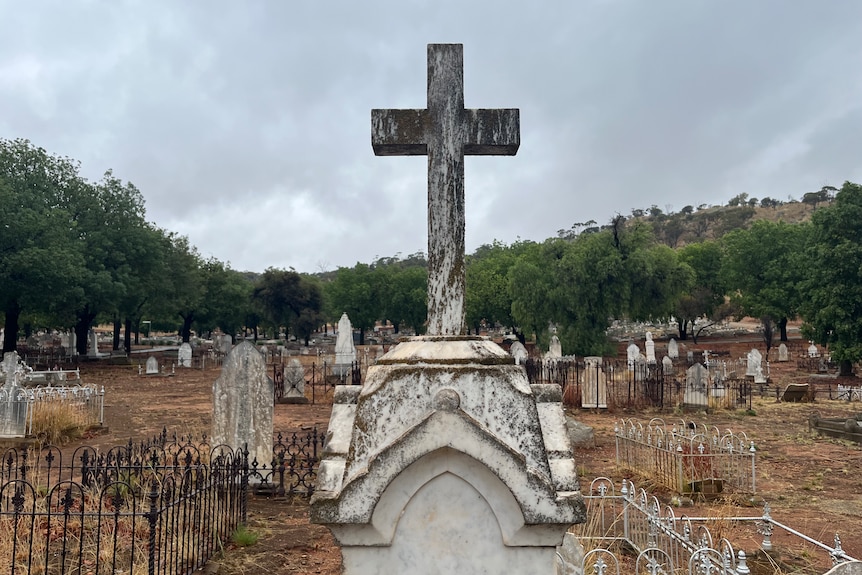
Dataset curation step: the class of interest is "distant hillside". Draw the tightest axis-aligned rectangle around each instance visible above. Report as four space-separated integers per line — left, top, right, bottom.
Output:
630 197 830 248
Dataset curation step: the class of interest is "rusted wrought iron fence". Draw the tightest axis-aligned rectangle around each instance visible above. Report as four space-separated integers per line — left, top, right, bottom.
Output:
0 428 324 575
524 358 754 411
614 418 757 495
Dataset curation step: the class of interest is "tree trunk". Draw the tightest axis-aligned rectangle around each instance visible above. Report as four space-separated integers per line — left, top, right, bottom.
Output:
179 313 194 343
124 318 133 355
113 316 122 351
74 306 97 356
761 316 774 361
778 317 788 342
839 359 854 377
677 319 688 340
3 300 21 353
358 327 365 346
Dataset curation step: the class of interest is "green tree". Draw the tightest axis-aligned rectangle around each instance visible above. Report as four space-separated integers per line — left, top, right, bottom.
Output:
0 139 87 352
800 181 862 375
159 234 206 342
379 264 427 334
323 263 381 345
72 170 154 354
802 186 836 210
253 268 323 345
465 241 525 334
116 223 173 352
673 240 725 340
721 220 810 356
510 219 690 356
195 260 254 340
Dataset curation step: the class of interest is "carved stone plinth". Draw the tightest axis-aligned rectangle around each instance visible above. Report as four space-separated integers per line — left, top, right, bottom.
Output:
311 336 585 574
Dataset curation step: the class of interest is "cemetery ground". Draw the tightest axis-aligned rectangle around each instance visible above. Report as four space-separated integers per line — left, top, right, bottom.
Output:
59 335 862 575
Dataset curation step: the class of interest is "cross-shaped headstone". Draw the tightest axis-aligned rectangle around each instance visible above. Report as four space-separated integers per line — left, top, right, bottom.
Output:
372 44 520 335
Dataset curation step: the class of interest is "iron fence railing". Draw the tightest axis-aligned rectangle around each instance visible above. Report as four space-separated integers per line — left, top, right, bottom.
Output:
569 477 857 575
614 418 756 495
272 360 362 404
524 357 755 411
0 428 324 574
0 383 104 438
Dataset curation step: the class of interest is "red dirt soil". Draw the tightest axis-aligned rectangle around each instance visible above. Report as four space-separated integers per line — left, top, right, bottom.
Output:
56 334 862 574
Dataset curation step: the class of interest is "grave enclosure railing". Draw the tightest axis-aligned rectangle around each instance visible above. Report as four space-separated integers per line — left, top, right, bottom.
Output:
0 383 104 439
272 360 362 404
0 427 324 575
570 477 856 575
524 357 755 411
614 418 756 495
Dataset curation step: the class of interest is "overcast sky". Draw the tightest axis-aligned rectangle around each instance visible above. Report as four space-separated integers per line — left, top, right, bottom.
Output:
2 1 861 273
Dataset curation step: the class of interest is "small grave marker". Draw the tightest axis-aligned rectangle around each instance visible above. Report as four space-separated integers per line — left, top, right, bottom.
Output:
281 359 308 404
581 356 608 408
667 338 679 360
644 332 656 364
509 341 528 365
178 343 192 368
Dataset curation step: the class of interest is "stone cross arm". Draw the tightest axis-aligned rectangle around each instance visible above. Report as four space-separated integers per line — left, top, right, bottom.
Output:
372 108 520 156
370 44 520 335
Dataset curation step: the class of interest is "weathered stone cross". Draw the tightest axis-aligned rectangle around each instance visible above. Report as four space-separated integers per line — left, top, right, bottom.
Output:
372 44 520 335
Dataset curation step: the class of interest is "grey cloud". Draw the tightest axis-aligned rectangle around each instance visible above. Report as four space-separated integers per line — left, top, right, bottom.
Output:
1 1 860 271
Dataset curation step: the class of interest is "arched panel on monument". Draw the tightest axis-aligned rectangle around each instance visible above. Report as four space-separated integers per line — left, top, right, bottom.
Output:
370 447 526 546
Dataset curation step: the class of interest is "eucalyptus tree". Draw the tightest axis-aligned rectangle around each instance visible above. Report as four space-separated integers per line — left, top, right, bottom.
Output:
721 219 810 349
801 181 862 375
253 268 323 345
0 139 87 352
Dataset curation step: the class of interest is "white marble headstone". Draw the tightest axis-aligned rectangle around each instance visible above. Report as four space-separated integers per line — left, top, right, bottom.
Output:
667 338 679 360
684 363 709 406
644 332 656 364
145 356 159 375
746 349 762 377
547 335 563 359
177 343 192 368
778 343 789 362
508 341 528 365
662 355 673 375
334 312 357 374
88 330 101 358
626 342 640 370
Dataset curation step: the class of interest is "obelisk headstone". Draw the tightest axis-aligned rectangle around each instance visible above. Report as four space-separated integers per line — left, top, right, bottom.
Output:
334 312 357 375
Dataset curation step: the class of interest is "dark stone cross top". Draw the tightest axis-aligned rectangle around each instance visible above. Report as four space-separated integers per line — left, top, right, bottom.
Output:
372 44 520 336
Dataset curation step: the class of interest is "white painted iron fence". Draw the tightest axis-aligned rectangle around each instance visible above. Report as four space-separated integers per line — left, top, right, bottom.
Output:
0 383 104 438
570 477 856 575
615 418 756 495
